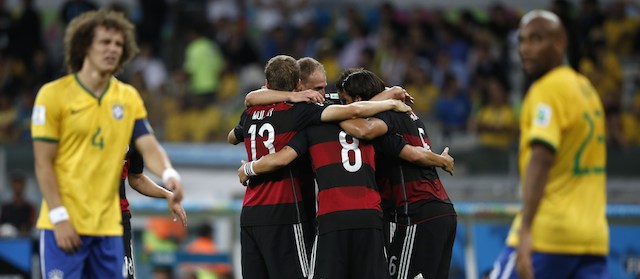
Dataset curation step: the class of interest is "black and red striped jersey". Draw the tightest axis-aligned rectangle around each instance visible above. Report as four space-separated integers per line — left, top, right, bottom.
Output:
373 110 455 225
288 124 382 234
120 145 144 213
238 102 326 226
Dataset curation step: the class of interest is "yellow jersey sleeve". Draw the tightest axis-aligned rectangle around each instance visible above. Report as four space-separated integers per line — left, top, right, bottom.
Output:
31 84 63 142
524 82 567 152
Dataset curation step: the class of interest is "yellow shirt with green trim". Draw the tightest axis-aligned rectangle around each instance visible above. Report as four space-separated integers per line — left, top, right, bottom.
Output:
32 74 147 236
506 66 608 255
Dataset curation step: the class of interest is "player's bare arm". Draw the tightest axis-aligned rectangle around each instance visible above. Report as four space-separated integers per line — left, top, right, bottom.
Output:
244 88 324 107
228 128 241 145
321 99 411 122
237 146 299 185
339 117 388 141
128 173 187 227
371 86 414 104
34 141 82 252
400 146 454 176
134 134 184 203
516 142 554 279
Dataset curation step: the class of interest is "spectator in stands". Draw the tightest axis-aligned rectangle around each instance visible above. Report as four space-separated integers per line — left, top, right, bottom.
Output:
0 94 16 142
128 43 168 94
183 223 230 278
339 19 370 69
7 0 42 70
432 50 468 90
621 93 640 147
470 78 517 149
0 0 11 54
576 0 605 58
436 73 471 140
152 266 175 279
182 22 224 110
14 91 34 142
603 1 640 57
59 0 98 26
136 0 167 48
579 37 623 99
403 60 439 118
0 171 36 237
186 223 218 254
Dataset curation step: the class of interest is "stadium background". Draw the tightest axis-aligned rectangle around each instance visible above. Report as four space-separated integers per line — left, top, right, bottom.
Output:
0 0 639 278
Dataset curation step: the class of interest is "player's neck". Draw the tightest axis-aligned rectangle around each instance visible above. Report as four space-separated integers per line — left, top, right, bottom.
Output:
76 68 112 97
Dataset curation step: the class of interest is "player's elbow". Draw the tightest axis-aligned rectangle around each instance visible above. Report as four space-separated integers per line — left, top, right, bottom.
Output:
349 126 376 141
227 131 239 145
244 96 254 107
349 106 365 119
128 173 144 189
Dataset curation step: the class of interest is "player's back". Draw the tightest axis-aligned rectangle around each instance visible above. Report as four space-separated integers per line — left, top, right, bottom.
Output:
302 123 382 234
373 110 453 225
508 66 608 255
239 102 325 226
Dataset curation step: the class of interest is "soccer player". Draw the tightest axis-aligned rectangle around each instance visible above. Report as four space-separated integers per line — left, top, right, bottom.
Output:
337 69 457 279
31 9 184 278
490 10 608 279
120 144 187 279
232 55 409 279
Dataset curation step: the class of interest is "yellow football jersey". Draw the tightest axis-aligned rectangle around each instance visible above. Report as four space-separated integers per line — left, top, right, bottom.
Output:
32 74 147 236
506 66 608 255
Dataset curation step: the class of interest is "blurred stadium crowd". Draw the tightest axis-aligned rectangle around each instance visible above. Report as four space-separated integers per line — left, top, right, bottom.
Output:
0 0 639 149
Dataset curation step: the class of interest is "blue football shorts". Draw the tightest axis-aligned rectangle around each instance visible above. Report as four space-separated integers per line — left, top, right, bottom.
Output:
40 229 125 279
489 246 608 279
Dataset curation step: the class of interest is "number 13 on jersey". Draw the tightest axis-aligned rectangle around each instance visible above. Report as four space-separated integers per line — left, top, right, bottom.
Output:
248 123 275 161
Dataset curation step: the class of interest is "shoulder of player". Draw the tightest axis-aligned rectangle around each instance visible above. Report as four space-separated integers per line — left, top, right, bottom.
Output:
36 74 75 96
110 78 141 95
528 67 578 99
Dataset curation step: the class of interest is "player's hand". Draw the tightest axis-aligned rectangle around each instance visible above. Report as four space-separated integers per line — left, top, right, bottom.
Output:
390 99 412 113
53 220 82 253
165 178 184 204
516 229 535 279
238 160 250 186
403 90 414 105
440 147 454 176
290 89 324 104
167 197 188 227
383 86 414 104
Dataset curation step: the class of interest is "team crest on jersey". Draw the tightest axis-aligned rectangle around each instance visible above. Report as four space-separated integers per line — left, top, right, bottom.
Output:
112 104 124 120
48 269 64 279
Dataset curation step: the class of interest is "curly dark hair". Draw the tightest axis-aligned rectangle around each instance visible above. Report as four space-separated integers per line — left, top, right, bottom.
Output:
64 8 139 73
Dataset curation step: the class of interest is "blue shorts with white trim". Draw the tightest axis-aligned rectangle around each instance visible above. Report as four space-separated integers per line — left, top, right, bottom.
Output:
40 229 125 279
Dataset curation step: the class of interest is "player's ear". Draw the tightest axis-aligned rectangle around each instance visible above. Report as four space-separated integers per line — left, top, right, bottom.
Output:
355 95 363 102
295 79 303 91
264 79 270 89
